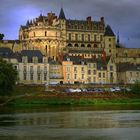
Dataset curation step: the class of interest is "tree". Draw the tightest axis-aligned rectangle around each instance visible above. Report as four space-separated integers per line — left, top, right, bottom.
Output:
131 80 140 94
0 59 18 96
0 33 4 40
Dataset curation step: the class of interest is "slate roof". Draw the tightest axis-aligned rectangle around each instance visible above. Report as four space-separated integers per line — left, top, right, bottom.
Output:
117 63 140 72
19 50 44 63
68 49 103 54
0 47 15 58
104 25 115 36
59 8 66 20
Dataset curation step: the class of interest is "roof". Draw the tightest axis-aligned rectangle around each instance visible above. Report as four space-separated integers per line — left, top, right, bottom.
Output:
59 8 66 20
117 63 140 72
104 25 115 36
68 49 103 54
19 50 44 63
0 47 15 58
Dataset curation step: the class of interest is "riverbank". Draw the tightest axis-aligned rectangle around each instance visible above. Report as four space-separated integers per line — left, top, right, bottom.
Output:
0 85 140 107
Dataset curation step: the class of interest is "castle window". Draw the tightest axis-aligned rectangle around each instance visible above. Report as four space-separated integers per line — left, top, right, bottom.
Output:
69 33 71 40
100 35 103 41
75 44 79 47
33 32 35 37
45 31 47 36
81 44 85 47
88 34 90 41
94 44 97 48
109 38 111 42
94 34 97 41
30 73 34 80
87 44 91 48
68 43 72 47
23 73 27 80
98 72 101 78
75 34 78 41
109 44 111 47
82 34 84 41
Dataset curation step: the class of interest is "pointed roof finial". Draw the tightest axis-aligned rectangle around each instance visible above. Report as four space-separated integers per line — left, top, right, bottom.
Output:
59 7 66 20
117 31 120 44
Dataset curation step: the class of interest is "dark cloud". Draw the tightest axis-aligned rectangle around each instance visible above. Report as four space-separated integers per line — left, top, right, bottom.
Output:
0 0 140 48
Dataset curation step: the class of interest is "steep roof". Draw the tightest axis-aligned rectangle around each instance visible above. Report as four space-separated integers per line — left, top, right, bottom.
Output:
0 47 15 58
19 50 44 63
117 63 140 72
105 25 115 36
59 8 66 20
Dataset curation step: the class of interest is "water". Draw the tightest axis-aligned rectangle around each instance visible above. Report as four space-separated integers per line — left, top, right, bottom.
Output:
0 106 140 140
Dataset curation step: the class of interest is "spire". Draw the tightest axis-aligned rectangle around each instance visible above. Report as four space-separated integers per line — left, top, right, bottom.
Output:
59 7 66 20
104 25 115 36
117 31 120 44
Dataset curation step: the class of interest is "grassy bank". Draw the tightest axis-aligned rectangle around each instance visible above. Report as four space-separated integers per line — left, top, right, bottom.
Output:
8 95 140 107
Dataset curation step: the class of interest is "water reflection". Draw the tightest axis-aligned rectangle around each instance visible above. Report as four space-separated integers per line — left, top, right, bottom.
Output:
0 106 140 140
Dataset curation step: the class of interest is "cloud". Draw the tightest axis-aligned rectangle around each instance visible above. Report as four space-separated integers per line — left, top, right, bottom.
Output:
0 0 140 48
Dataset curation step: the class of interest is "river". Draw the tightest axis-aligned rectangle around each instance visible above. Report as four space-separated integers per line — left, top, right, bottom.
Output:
0 105 140 140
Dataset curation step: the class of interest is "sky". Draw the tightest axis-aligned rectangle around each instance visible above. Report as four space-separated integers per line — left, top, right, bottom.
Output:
0 0 140 48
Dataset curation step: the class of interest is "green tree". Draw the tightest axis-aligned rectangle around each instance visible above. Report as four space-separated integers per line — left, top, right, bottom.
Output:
131 80 140 94
0 33 4 40
0 59 18 96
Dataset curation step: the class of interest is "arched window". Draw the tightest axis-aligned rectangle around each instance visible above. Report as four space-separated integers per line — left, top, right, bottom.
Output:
68 43 72 47
81 44 85 47
87 44 91 48
75 44 79 47
94 44 98 48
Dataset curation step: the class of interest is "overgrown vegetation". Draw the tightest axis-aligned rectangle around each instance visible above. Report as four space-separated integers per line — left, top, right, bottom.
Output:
0 59 18 96
0 33 4 40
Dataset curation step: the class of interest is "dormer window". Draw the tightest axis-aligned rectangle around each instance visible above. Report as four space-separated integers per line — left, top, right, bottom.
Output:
33 56 38 64
22 56 28 63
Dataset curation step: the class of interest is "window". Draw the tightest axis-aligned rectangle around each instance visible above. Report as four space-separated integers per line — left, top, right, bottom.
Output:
74 74 77 79
44 66 47 73
110 72 113 78
103 72 105 78
23 66 26 72
87 44 91 48
110 65 113 71
33 32 35 37
93 70 96 75
81 67 84 72
67 74 70 80
67 66 70 72
98 72 101 78
44 73 47 81
109 44 111 48
109 38 111 42
94 34 96 41
75 34 78 40
37 73 41 80
81 44 85 47
45 31 47 36
88 70 91 75
69 33 71 40
88 63 91 68
130 72 132 77
93 77 96 83
30 73 34 80
30 66 33 73
100 35 103 41
82 74 84 79
82 34 84 41
23 73 26 80
74 67 77 72
88 34 90 41
37 66 40 73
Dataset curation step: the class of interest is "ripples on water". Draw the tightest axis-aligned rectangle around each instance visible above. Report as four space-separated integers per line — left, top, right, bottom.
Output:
0 105 140 140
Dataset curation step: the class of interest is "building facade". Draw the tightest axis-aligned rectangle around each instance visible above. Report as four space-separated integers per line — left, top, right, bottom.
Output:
0 8 140 84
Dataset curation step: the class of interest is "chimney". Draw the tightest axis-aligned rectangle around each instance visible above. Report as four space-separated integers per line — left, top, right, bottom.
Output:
101 17 104 23
87 16 92 22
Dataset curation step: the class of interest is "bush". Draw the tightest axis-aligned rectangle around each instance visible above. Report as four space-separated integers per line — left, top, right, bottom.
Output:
0 59 18 96
131 81 140 94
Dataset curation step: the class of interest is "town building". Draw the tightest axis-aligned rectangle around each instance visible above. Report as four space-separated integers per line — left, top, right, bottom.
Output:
0 8 140 84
